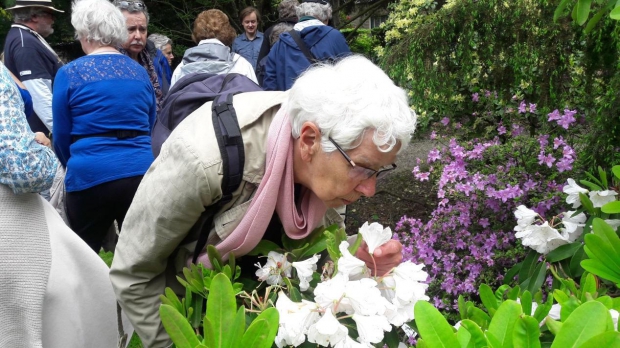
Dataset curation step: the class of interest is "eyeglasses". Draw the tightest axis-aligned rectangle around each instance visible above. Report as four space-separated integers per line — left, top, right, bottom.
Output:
35 12 54 18
118 1 146 9
328 137 397 180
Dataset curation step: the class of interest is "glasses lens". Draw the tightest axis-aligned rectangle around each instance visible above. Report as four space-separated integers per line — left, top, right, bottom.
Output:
348 166 374 180
376 165 396 180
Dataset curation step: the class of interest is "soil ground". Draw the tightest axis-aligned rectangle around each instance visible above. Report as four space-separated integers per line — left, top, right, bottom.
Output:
345 139 439 232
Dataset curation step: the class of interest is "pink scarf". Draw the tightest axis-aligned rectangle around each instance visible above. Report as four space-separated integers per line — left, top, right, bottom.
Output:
195 105 327 267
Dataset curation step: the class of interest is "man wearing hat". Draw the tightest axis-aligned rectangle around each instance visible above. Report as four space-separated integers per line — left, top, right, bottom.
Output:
262 0 351 91
3 0 64 134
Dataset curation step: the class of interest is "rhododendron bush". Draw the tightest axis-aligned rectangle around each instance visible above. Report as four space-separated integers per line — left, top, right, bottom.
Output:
396 95 584 315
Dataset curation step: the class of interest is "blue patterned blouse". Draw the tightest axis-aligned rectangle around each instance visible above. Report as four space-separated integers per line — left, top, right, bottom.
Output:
0 62 58 194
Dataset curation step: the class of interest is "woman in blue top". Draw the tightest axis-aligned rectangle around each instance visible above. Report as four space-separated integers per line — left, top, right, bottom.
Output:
52 0 156 252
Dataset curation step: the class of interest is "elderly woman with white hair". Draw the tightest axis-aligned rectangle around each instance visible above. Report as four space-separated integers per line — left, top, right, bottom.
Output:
52 0 156 252
262 0 350 91
111 55 417 347
148 33 174 65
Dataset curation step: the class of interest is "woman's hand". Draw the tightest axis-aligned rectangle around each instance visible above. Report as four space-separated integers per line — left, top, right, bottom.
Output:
355 239 403 276
34 132 51 148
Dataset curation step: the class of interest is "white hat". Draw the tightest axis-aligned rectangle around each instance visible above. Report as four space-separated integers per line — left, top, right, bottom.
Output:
6 0 64 13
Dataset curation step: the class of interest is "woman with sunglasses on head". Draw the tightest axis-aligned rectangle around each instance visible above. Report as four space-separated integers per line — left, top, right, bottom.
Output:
52 0 156 253
111 55 416 347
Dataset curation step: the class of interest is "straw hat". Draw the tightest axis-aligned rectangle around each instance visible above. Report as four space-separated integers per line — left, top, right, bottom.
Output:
6 0 64 13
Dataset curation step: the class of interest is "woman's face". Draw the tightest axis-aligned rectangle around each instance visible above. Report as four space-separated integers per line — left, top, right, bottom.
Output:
242 12 258 37
161 43 174 65
298 127 400 208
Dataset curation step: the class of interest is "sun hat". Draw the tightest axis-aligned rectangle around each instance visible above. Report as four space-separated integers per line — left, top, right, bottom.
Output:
5 0 64 13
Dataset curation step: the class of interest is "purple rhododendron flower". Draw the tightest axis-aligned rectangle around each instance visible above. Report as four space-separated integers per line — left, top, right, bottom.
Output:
497 125 507 135
428 149 442 163
472 93 479 102
518 101 527 113
511 124 523 137
529 103 537 113
441 117 450 126
548 109 561 121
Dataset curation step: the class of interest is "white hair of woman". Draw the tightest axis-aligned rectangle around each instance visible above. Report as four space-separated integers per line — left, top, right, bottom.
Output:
288 55 417 154
71 0 128 47
295 1 332 22
148 33 172 51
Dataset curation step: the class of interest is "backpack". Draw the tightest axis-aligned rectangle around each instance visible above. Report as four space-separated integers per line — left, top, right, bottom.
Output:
151 72 263 263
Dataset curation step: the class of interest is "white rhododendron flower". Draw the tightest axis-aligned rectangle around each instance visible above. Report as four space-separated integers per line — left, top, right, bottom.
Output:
611 309 619 330
314 273 348 311
255 251 291 286
515 221 569 254
359 222 392 254
548 303 561 320
337 241 368 280
514 205 539 228
563 178 588 208
274 292 320 348
341 278 390 316
307 308 348 346
589 190 618 208
560 211 586 242
352 313 392 345
292 254 320 291
334 335 371 348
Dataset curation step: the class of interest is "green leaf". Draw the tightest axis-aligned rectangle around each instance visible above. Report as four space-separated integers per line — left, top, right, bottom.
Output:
551 301 609 348
602 201 620 214
612 165 620 180
580 273 597 303
487 300 522 348
521 291 533 316
246 240 281 256
585 171 605 188
206 273 238 348
519 250 539 283
596 295 614 309
159 304 201 348
467 306 491 330
190 295 204 329
504 263 521 285
545 317 562 336
555 0 573 21
581 259 620 283
457 326 472 348
202 317 216 348
576 0 593 25
583 234 620 273
228 307 246 347
414 301 461 347
479 284 499 313
460 320 488 348
579 192 596 215
207 245 224 271
241 308 280 348
458 296 469 321
598 166 608 187
585 8 606 33
592 218 620 255
560 296 580 322
513 316 541 348
570 245 587 278
546 242 582 263
578 331 620 348
525 261 547 295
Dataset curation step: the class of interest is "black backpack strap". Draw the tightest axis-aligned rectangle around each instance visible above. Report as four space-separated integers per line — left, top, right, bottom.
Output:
191 92 245 264
288 30 318 64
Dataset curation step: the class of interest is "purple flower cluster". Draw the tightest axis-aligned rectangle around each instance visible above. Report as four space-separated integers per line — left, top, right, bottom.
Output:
548 109 578 130
399 101 579 311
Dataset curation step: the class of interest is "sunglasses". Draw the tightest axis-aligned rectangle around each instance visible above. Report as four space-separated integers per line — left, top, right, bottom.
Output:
118 1 146 9
328 137 397 181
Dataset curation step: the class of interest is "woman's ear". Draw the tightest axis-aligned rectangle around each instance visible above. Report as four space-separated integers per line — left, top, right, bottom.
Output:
298 121 321 161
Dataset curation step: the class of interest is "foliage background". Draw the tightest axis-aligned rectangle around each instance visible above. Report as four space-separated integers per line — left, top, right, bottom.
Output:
378 0 620 169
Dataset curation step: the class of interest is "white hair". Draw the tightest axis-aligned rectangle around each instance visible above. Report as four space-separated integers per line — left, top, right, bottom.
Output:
295 2 332 22
71 0 128 47
148 33 172 50
288 55 417 154
11 7 46 23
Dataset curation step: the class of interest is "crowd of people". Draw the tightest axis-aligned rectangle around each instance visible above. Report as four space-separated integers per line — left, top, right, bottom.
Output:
0 0 417 347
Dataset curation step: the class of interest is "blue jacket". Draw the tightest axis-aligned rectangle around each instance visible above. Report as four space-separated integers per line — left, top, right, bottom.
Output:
150 44 172 96
263 24 350 91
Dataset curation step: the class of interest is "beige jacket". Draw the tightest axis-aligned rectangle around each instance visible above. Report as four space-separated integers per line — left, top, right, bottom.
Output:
110 91 343 347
